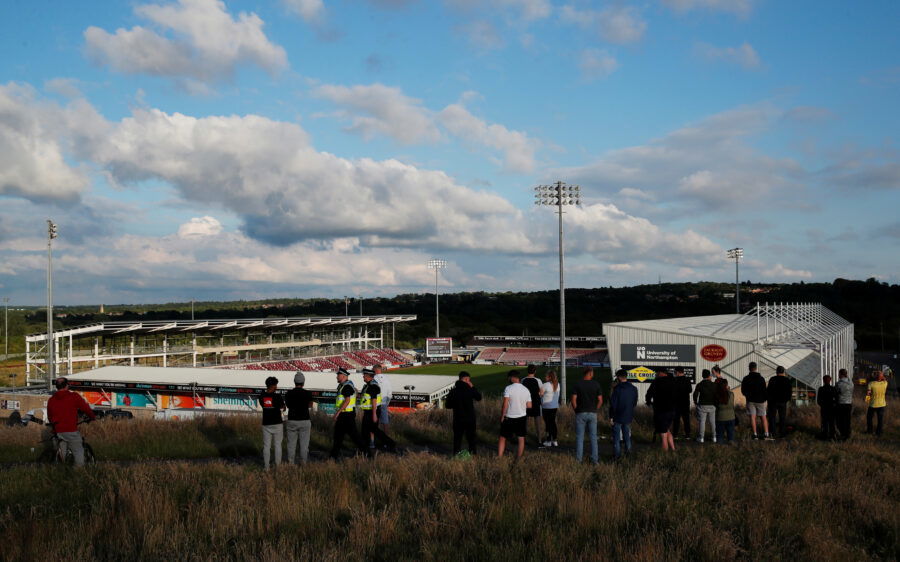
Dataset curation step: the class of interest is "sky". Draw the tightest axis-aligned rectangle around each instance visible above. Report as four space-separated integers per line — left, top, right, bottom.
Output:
1 0 898 306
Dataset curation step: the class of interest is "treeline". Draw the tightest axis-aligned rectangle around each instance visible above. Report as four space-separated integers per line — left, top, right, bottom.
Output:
14 278 900 352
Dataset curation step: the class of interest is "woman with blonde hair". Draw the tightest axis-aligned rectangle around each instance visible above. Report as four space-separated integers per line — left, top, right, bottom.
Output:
541 370 560 446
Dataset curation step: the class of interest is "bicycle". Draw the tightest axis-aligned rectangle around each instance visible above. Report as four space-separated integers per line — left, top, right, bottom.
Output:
38 420 96 465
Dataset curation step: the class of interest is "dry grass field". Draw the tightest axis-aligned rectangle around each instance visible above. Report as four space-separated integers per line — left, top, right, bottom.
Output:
1 398 897 561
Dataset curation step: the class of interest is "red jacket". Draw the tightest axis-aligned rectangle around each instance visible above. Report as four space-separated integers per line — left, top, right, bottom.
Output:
47 389 95 432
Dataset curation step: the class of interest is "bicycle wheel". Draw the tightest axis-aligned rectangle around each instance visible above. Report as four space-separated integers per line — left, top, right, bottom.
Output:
36 447 57 463
83 443 96 464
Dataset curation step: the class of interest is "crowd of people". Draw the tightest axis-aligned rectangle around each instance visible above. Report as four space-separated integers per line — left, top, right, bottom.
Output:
38 362 890 469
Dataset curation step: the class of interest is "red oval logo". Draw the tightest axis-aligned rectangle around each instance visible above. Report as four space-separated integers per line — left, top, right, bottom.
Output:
701 344 727 362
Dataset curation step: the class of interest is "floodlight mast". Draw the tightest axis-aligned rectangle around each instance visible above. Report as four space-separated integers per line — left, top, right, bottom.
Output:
534 181 581 403
727 248 743 314
46 219 58 389
427 259 448 338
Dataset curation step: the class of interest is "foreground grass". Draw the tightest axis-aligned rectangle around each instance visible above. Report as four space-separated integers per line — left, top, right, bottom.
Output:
1 437 898 561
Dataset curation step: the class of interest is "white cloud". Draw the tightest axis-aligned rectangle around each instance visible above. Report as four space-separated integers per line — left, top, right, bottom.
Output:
0 83 107 202
437 103 539 173
763 263 813 279
663 0 753 17
282 0 325 22
178 216 224 238
695 42 761 69
84 0 287 91
457 20 505 51
44 78 83 98
447 0 551 21
561 5 646 45
312 83 441 144
578 48 619 80
561 104 805 212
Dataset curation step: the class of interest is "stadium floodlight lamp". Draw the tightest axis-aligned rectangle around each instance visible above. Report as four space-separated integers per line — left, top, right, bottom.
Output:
532 181 581 403
427 259 448 338
727 248 744 313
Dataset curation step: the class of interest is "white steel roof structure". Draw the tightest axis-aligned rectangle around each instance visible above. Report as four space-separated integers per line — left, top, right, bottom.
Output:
69 366 456 402
604 303 853 387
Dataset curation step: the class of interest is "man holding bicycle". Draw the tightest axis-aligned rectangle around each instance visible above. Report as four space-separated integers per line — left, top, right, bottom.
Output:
47 377 96 467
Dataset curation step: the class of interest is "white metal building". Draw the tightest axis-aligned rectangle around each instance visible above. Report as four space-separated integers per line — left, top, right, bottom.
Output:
604 303 854 402
67 365 455 415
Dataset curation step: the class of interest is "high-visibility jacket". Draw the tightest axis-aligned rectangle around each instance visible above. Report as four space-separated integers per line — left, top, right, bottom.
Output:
335 381 356 412
359 383 382 411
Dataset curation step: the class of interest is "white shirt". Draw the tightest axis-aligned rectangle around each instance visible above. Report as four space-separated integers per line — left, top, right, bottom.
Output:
541 381 560 409
374 373 392 400
503 382 531 418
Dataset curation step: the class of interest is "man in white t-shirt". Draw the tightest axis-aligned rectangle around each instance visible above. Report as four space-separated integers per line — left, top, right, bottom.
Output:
498 370 532 459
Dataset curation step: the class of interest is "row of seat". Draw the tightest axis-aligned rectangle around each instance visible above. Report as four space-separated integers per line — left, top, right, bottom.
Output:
226 348 413 372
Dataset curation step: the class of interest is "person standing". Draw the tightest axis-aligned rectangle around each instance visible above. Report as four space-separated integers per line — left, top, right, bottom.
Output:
715 378 736 444
741 362 772 440
766 366 792 438
259 376 286 469
46 377 96 467
693 369 717 443
521 365 543 446
498 370 531 459
835 369 854 440
285 371 313 465
712 365 723 380
817 375 838 440
671 366 692 440
866 371 888 437
330 368 363 459
373 364 392 434
447 371 482 455
359 369 396 454
609 369 637 460
646 369 676 451
540 370 561 447
571 367 602 464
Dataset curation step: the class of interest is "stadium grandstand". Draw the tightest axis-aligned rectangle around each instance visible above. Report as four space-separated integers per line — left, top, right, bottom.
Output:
471 335 608 367
24 315 415 385
224 348 414 372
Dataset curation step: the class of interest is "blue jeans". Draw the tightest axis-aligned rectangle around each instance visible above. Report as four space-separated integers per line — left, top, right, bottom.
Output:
612 422 631 459
716 420 735 443
575 412 598 463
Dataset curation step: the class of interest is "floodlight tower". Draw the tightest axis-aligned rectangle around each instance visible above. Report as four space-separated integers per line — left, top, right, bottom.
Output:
46 219 58 389
427 259 448 338
534 181 581 403
727 247 744 314
3 297 9 360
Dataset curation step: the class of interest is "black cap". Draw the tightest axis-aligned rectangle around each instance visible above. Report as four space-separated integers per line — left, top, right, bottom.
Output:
362 368 375 377
337 368 350 377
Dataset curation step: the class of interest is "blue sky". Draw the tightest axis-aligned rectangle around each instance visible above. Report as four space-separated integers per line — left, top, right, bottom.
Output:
1 0 898 305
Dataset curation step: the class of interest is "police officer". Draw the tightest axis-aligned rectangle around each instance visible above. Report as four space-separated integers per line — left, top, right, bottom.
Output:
359 368 397 454
330 368 364 460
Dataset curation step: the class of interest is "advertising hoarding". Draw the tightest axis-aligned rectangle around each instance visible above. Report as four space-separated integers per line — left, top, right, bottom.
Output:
620 344 696 362
621 365 696 384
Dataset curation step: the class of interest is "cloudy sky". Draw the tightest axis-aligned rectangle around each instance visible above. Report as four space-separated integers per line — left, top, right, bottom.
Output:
1 0 898 305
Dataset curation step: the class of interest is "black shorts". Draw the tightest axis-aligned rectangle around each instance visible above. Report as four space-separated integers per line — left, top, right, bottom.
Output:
526 405 542 418
653 411 675 434
500 417 527 439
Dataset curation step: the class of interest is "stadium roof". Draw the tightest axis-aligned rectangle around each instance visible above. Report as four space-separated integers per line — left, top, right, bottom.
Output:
69 366 456 401
27 315 417 342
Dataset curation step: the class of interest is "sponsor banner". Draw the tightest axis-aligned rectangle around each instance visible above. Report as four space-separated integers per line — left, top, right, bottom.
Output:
79 391 111 407
620 344 696 363
71 380 258 395
1 400 21 410
700 344 727 362
426 337 453 358
116 392 153 408
621 365 696 384
208 395 257 410
160 394 205 409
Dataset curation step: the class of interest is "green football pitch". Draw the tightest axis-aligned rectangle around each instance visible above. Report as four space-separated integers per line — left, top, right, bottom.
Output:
389 363 611 397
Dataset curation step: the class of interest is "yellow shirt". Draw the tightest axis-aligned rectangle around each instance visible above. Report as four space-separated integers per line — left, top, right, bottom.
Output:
868 380 888 408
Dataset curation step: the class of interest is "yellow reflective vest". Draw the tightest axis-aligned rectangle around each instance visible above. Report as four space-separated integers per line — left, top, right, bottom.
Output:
335 381 356 412
359 382 382 411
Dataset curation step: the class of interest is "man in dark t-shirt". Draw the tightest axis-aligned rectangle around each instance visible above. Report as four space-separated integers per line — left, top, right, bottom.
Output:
258 376 285 469
285 371 313 464
646 370 676 451
359 369 396 454
672 367 693 440
521 365 543 446
571 367 602 464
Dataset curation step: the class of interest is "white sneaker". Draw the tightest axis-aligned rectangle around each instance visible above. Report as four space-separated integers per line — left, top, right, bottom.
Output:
542 440 552 447
696 438 704 444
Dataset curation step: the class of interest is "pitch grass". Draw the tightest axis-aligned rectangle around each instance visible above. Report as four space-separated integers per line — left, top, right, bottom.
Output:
390 363 612 397
1 400 898 560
